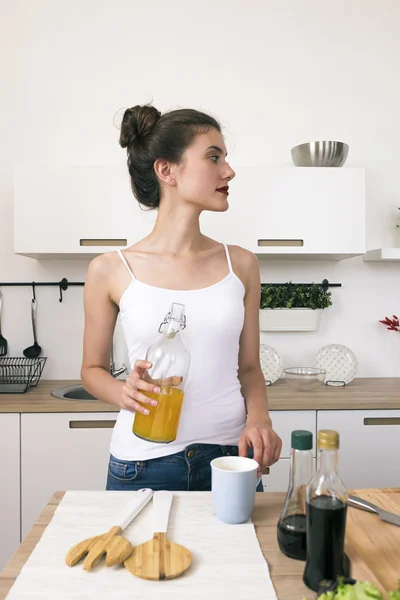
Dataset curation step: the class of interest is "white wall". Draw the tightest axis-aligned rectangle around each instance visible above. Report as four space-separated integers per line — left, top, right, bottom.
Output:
1 0 399 379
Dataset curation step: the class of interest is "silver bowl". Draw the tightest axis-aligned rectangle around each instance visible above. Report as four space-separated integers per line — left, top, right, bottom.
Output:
291 141 349 167
284 367 326 392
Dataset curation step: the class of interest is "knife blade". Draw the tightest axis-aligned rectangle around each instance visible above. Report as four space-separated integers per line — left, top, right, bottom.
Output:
348 494 400 527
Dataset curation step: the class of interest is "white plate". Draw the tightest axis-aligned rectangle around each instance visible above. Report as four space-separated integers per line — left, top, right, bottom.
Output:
260 344 283 385
313 343 358 386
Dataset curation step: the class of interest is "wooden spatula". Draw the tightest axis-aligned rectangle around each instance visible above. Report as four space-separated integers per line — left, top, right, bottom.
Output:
65 488 153 570
124 490 192 580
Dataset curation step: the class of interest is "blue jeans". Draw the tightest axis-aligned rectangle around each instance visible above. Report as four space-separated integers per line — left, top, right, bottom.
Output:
106 443 264 492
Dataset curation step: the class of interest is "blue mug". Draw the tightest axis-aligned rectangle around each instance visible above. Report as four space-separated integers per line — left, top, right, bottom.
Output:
211 456 261 524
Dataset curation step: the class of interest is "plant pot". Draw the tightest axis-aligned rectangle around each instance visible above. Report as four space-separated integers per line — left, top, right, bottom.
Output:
259 308 322 332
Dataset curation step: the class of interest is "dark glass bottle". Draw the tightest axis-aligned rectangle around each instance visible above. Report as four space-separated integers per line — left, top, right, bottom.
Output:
277 430 314 561
303 429 349 591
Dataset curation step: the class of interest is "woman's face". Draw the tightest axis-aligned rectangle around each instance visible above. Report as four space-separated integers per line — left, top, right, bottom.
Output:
173 128 236 213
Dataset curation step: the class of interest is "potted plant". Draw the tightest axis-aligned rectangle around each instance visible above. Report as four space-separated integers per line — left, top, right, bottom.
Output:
259 282 333 331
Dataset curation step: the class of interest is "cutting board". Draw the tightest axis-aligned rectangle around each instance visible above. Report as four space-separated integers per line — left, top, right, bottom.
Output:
346 488 400 593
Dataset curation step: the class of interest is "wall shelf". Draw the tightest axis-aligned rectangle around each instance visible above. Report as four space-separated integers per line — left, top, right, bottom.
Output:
362 248 400 262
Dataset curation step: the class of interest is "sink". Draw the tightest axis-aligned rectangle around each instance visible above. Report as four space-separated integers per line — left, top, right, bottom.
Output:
51 384 98 401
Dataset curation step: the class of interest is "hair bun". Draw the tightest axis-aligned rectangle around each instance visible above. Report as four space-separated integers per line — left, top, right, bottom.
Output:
119 105 161 148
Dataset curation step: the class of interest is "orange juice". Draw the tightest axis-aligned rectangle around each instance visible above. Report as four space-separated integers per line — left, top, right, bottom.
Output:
133 387 184 443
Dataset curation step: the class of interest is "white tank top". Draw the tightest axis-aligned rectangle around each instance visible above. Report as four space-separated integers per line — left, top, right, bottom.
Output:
110 244 247 461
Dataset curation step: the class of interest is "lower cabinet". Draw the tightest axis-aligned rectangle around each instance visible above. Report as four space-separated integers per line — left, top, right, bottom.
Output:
269 410 317 458
0 414 20 571
262 458 317 492
317 409 400 489
21 413 116 539
263 410 317 492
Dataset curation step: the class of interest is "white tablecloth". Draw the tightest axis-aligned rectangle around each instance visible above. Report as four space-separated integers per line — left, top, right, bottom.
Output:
6 491 278 600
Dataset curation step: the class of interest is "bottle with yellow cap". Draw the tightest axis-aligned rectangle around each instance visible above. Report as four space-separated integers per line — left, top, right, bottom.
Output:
303 429 349 591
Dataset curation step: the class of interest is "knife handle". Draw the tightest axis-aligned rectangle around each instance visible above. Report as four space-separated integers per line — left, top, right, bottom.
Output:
348 495 379 514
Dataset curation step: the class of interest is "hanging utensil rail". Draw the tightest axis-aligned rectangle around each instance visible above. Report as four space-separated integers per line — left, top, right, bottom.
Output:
0 278 84 302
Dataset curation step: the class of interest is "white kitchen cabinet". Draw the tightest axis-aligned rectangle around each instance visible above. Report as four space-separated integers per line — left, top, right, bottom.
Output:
0 414 20 571
14 164 156 259
317 410 400 489
269 410 316 458
201 167 366 260
262 458 316 492
262 409 317 493
21 412 116 538
14 164 365 260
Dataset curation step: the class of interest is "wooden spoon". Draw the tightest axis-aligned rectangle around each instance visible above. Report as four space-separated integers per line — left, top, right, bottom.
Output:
124 490 192 580
65 488 153 570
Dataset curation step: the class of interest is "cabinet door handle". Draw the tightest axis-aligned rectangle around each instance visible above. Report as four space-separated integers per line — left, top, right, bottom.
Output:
69 420 116 429
364 417 400 426
80 239 127 247
258 239 304 247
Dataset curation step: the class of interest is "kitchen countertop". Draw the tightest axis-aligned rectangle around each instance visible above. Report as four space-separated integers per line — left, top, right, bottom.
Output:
1 488 398 600
0 378 399 413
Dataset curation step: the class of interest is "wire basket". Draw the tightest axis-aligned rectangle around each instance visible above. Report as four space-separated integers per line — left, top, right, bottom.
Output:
0 357 47 393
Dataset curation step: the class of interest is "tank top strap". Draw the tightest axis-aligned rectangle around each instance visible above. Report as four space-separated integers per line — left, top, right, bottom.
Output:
117 249 136 280
223 244 233 274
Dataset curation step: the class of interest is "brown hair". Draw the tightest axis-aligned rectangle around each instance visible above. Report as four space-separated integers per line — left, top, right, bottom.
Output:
119 105 221 209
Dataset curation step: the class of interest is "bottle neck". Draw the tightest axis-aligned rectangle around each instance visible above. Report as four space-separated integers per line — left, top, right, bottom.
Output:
165 318 181 337
291 448 314 485
317 448 339 475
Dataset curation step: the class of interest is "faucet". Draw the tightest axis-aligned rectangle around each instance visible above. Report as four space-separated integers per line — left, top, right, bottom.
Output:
110 344 128 378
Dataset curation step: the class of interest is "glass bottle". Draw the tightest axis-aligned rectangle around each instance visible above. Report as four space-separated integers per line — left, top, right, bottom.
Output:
303 429 349 591
132 302 190 443
277 430 314 560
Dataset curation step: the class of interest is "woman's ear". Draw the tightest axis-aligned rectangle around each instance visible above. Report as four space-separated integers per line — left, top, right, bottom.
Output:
154 159 176 186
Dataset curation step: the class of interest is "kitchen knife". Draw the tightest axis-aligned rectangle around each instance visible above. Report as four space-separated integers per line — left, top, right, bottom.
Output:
348 494 400 527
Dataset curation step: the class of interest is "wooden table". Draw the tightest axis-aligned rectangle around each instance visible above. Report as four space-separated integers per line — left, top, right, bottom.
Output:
1 489 399 599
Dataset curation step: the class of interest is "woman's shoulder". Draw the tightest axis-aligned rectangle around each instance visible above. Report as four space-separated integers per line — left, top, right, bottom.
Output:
227 244 258 270
86 251 123 285
226 245 259 291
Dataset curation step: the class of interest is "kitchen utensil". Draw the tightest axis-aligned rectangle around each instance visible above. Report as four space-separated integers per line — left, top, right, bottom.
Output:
291 141 349 167
313 343 358 386
284 367 326 391
260 344 283 385
0 290 8 356
65 488 153 569
23 299 42 358
124 490 192 580
349 495 400 527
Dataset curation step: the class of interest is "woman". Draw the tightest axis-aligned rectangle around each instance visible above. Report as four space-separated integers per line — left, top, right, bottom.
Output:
81 105 282 491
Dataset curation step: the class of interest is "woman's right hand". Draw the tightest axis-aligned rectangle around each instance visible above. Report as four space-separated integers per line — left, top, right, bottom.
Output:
120 360 160 414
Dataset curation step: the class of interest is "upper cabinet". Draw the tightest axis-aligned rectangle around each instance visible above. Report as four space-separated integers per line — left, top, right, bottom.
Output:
14 164 156 259
200 166 366 260
14 164 366 260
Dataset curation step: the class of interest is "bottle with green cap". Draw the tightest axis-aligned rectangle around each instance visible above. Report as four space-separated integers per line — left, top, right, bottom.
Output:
277 429 314 561
303 429 349 591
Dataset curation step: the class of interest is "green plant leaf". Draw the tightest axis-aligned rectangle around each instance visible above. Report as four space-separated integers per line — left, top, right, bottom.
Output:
260 282 333 310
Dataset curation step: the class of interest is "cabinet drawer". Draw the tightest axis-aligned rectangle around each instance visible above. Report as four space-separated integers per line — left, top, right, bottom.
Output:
317 410 400 489
269 410 316 458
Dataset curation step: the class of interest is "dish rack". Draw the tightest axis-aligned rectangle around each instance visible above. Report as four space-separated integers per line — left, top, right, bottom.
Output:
0 357 47 393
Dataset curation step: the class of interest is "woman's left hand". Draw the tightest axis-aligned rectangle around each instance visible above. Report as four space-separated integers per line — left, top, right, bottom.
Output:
238 414 282 477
